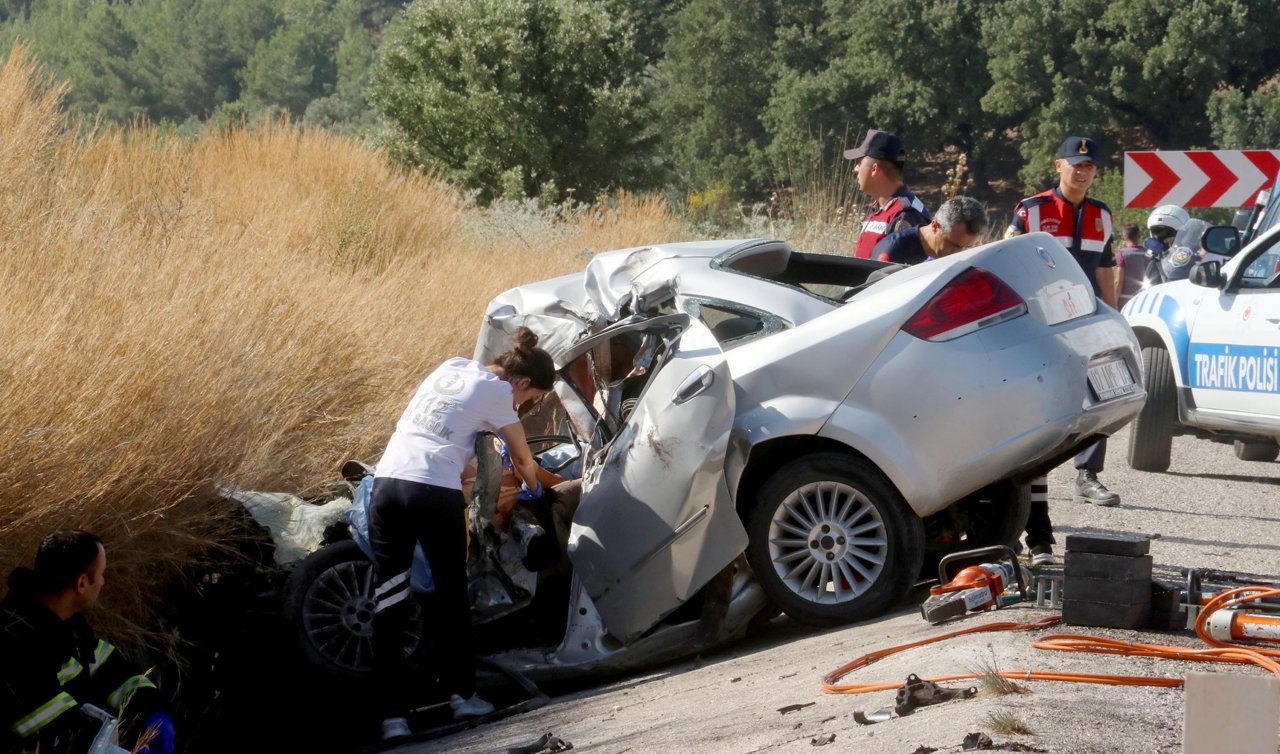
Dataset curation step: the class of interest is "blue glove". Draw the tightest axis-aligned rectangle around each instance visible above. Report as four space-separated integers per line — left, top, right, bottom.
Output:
135 711 175 754
499 442 513 472
517 480 543 502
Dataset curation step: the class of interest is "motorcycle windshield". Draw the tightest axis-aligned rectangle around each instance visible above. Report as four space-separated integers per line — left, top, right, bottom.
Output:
1162 219 1211 282
560 316 744 642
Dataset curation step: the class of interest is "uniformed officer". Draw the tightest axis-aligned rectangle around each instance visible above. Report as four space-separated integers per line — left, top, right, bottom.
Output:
0 530 175 754
1005 136 1121 565
845 129 931 259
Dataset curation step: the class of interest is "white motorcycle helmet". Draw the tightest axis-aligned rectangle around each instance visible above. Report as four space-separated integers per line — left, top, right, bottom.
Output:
1147 204 1189 242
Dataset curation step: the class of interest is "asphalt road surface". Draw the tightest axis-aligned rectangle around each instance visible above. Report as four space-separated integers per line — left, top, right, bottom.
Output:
394 426 1280 754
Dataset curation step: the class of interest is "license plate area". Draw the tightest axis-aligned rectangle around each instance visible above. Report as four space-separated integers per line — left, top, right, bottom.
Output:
1088 357 1138 402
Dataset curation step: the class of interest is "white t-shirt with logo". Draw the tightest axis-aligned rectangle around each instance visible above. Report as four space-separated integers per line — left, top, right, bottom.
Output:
375 357 519 489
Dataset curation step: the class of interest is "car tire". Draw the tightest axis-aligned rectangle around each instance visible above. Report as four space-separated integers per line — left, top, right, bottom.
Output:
745 453 924 627
283 540 422 680
1234 440 1280 463
1128 346 1176 472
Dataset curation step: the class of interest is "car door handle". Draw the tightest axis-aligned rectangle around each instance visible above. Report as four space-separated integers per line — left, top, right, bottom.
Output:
672 365 714 404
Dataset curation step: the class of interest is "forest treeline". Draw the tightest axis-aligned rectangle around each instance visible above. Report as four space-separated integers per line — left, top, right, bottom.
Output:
3 0 1280 206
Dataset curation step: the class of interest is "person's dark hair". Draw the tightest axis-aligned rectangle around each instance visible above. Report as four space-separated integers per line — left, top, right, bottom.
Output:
493 327 555 390
1123 223 1141 245
33 530 103 595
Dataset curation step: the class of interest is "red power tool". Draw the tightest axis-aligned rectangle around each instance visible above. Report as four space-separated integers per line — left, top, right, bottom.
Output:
921 545 1030 624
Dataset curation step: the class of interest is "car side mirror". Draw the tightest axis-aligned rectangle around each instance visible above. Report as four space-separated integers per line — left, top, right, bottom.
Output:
1190 260 1223 288
1201 225 1241 256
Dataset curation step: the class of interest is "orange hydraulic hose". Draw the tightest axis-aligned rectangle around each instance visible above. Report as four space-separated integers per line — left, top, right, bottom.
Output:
823 588 1280 695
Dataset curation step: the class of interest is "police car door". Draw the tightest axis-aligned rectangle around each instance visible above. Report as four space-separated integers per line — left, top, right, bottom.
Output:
556 314 744 643
1185 228 1280 419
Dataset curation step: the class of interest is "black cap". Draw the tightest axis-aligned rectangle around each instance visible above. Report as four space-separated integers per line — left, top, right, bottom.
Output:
844 129 907 164
1058 136 1100 165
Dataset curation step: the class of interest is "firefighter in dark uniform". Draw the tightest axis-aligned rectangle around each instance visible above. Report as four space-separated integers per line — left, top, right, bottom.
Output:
845 129 931 259
0 530 175 754
1005 136 1121 565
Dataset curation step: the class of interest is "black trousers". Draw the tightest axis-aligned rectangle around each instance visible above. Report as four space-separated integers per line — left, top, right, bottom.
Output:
368 477 474 716
1026 439 1109 548
1024 475 1053 549
1074 437 1107 471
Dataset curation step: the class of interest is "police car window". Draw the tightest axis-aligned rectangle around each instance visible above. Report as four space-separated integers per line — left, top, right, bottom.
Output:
1241 236 1280 288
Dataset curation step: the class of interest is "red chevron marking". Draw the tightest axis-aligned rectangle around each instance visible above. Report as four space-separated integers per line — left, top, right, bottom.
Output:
1128 152 1179 208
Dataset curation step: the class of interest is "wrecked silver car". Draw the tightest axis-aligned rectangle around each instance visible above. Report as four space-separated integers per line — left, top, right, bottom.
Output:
286 235 1145 681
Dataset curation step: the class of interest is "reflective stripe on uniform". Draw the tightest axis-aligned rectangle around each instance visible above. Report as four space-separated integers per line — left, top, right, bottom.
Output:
1030 475 1049 505
1079 238 1108 253
375 589 409 613
57 657 83 685
374 570 409 598
11 691 77 737
106 674 156 710
375 569 411 613
862 220 889 234
88 639 114 675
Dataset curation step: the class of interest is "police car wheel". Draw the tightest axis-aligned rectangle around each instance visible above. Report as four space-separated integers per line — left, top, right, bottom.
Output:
745 453 924 627
1234 440 1280 463
284 539 423 680
1128 346 1176 472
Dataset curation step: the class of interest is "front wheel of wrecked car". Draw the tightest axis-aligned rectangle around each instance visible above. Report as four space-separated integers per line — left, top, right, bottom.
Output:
283 540 422 681
746 453 924 626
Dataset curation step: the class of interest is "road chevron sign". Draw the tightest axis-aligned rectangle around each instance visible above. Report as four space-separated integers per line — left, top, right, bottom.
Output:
1124 150 1280 208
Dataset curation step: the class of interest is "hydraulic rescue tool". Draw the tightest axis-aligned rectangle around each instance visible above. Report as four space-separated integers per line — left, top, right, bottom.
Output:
920 546 1030 624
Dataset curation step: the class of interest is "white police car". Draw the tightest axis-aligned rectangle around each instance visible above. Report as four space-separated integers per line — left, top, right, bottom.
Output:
1124 214 1280 469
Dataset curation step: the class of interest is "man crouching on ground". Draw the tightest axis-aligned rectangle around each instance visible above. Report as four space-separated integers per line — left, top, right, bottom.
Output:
0 529 175 754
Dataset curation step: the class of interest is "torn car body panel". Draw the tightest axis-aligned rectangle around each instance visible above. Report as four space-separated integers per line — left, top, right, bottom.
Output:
562 317 745 642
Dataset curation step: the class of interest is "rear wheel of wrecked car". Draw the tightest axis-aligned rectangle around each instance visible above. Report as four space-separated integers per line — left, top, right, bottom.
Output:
1234 440 1280 462
1128 346 1176 472
284 540 422 680
746 453 924 626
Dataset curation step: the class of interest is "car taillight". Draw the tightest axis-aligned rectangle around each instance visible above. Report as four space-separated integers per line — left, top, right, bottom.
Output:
902 267 1028 341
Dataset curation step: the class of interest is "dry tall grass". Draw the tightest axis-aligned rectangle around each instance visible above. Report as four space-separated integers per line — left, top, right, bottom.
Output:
0 43 685 644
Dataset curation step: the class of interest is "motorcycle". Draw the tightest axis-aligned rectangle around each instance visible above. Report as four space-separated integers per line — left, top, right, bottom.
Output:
1144 218 1230 287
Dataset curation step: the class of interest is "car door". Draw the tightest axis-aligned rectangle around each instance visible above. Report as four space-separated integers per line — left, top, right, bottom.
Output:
557 315 746 642
1185 230 1280 419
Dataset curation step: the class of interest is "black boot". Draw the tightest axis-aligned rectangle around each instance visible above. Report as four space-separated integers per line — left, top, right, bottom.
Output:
1074 470 1119 506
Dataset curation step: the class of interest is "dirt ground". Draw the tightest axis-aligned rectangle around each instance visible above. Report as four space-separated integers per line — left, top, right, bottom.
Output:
396 425 1280 754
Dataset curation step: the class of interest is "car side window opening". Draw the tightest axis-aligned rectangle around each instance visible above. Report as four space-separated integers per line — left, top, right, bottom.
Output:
681 296 789 348
560 328 673 447
683 299 764 344
1238 234 1280 289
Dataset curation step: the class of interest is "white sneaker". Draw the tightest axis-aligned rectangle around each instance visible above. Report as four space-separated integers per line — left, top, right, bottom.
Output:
449 693 496 719
381 717 411 741
1029 546 1057 567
